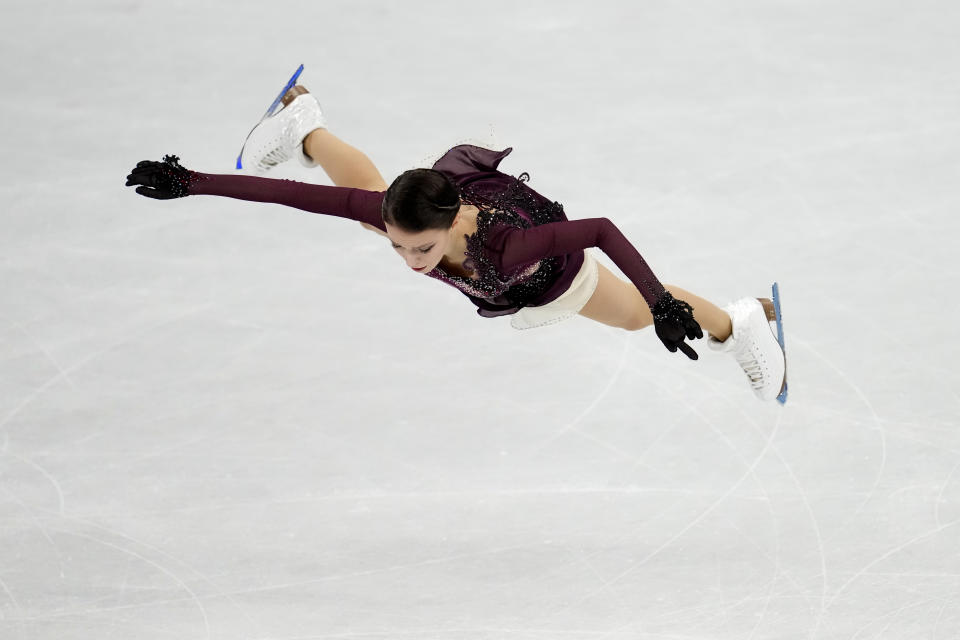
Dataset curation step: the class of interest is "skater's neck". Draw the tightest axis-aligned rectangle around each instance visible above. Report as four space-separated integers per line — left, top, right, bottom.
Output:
443 204 478 268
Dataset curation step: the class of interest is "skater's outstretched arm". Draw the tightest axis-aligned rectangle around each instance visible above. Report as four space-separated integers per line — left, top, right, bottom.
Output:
125 156 386 230
492 217 703 358
493 218 664 308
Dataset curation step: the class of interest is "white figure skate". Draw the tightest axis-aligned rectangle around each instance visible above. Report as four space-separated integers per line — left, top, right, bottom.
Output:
709 290 788 402
237 84 327 174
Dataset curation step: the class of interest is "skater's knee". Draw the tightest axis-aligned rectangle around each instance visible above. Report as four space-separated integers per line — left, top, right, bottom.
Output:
623 307 653 332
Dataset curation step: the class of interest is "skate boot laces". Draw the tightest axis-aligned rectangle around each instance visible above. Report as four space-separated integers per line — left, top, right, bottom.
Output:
712 297 786 401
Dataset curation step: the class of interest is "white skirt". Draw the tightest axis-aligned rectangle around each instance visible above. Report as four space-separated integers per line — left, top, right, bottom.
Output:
510 250 600 330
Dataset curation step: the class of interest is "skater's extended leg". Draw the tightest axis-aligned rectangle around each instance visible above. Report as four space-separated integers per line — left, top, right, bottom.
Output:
579 264 785 400
240 84 387 201
269 87 388 236
302 128 387 192
579 263 732 340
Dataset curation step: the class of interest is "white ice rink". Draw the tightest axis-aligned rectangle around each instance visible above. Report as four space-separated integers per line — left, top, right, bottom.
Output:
2 1 959 638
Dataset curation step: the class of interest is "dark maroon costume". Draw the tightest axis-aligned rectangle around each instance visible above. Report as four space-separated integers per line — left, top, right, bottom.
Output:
189 145 666 317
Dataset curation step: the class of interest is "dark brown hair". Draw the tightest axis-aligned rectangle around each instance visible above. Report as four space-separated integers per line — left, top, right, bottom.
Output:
381 169 460 232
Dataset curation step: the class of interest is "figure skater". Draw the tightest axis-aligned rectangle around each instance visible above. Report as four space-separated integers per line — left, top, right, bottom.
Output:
125 83 786 401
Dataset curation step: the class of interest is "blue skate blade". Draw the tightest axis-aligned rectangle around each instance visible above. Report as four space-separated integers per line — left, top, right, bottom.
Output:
236 64 305 170
772 282 788 404
264 64 304 118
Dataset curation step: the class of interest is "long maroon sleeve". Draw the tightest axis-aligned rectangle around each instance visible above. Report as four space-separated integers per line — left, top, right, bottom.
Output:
189 172 387 231
491 218 666 308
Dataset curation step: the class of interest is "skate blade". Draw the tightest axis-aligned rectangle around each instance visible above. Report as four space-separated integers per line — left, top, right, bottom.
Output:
759 291 788 404
771 283 788 404
265 64 304 118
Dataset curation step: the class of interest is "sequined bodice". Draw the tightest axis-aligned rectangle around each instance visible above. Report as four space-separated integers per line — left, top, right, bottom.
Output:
425 174 567 310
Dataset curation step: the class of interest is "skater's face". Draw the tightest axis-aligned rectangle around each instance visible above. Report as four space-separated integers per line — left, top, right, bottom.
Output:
385 222 454 273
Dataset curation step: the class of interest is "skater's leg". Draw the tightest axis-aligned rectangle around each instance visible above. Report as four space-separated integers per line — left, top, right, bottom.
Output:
578 263 732 340
240 82 387 197
579 264 784 399
303 128 388 192
666 286 732 342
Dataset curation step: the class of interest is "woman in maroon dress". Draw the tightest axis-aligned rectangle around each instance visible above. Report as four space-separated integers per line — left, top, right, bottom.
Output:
126 83 786 401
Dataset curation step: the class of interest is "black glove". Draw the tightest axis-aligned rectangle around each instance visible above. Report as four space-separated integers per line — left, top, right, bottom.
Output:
652 291 703 360
125 155 196 199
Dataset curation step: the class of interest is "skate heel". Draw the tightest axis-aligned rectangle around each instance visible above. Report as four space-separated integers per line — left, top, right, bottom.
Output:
758 298 776 322
281 85 310 108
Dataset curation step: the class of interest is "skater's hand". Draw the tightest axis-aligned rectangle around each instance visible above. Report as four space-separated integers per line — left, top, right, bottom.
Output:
652 292 703 360
125 155 196 200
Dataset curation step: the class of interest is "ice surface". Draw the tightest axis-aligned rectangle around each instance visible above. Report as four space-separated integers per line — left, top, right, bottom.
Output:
2 1 959 638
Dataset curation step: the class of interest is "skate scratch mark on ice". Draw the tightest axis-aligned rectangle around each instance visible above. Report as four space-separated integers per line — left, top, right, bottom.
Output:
682 361 830 637
877 599 946 638
51 529 212 639
6 318 76 388
887 428 960 457
720 581 782 637
641 121 960 223
637 516 796 632
887 484 935 501
639 574 781 630
824 519 960 611
0 304 213 435
2 486 65 576
0 571 27 638
766 442 829 638
216 543 541 598
287 628 638 640
551 352 787 620
71 433 216 483
5 453 65 516
101 486 716 519
614 373 687 478
305 416 456 491
691 377 829 638
626 422 781 592
934 458 960 529
676 572 788 638
791 335 888 542
574 550 634 618
850 597 942 640
577 405 783 603
488 494 701 618
641 576 782 638
932 599 951 639
662 370 804 640
530 333 631 454
25 543 546 620
739 528 781 640
269 631 656 640
61 514 257 630
862 571 960 579
114 557 133 631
